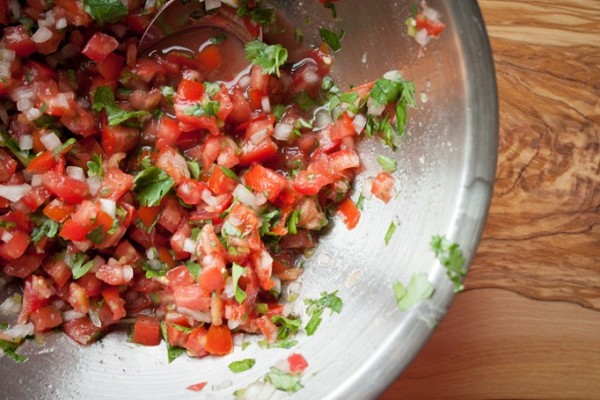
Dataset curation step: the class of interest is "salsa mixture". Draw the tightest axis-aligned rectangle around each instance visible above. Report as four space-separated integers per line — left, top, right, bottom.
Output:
0 0 442 372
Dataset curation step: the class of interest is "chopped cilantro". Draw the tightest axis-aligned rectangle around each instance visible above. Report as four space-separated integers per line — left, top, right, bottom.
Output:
272 315 301 340
286 210 300 235
220 166 240 182
185 261 201 281
355 194 365 211
83 0 128 24
323 0 338 18
430 235 467 292
319 27 344 52
52 138 75 158
228 358 256 373
186 161 201 180
160 322 186 363
304 291 343 336
241 341 251 351
271 104 287 121
30 217 59 244
393 273 435 311
160 86 175 105
133 167 174 207
87 153 103 177
0 131 32 167
0 339 27 363
237 0 275 26
259 209 280 236
293 91 316 112
265 367 304 392
183 101 220 118
210 34 226 45
232 263 248 304
384 221 396 245
245 41 288 77
92 86 148 127
254 303 268 314
66 253 94 280
86 225 106 245
377 155 397 172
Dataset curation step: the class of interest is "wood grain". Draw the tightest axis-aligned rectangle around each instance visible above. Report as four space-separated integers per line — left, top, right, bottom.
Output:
383 0 600 398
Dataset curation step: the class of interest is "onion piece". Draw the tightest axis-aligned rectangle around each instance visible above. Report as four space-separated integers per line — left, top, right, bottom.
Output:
0 183 31 202
40 132 61 151
30 175 43 187
24 108 41 122
3 323 34 340
0 295 21 315
204 0 222 10
63 310 85 322
32 27 53 44
19 134 33 150
0 49 15 62
243 382 277 400
250 129 268 145
99 198 116 218
352 114 367 134
273 123 293 141
313 109 333 130
261 96 271 113
177 307 211 323
212 379 233 391
233 184 258 210
361 179 374 200
1 231 13 242
87 176 102 196
183 238 195 253
66 166 85 182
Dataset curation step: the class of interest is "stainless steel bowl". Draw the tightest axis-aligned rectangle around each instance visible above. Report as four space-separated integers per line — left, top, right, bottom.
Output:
0 1 497 399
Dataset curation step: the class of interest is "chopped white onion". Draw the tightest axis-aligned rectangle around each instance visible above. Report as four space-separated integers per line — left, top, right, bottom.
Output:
227 317 241 330
40 132 61 151
313 109 333 130
237 74 251 89
30 175 43 187
243 381 276 400
24 107 41 122
205 0 222 10
219 0 239 7
55 17 67 29
19 134 33 150
270 275 281 295
99 198 116 218
223 277 235 298
273 123 293 141
282 302 293 317
63 310 85 322
233 332 244 346
89 309 102 327
87 176 102 196
274 358 292 374
32 27 53 44
3 323 34 340
383 70 403 81
302 68 320 85
0 63 10 78
250 129 268 145
212 379 233 391
52 299 65 309
182 238 196 254
1 231 14 242
286 281 302 299
146 248 156 260
361 179 374 200
177 307 211 323
10 85 35 102
122 265 134 282
200 189 219 207
352 114 367 134
233 184 258 210
0 296 21 314
367 97 385 116
0 49 16 63
415 28 429 47
66 166 85 182
0 183 31 202
261 96 271 113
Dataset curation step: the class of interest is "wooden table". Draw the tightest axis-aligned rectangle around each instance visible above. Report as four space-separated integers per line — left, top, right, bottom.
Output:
382 1 600 398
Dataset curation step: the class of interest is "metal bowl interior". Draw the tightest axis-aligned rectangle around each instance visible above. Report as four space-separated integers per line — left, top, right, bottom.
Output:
0 1 497 399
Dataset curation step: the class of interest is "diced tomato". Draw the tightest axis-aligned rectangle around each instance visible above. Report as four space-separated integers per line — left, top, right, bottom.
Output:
97 53 124 80
248 65 269 110
36 80 77 117
82 33 119 63
177 179 208 205
136 205 161 230
177 79 204 102
245 114 275 140
165 51 198 70
124 12 151 34
156 146 190 185
96 262 133 286
371 172 395 203
43 200 76 223
184 326 208 357
238 137 279 166
156 246 177 268
100 168 134 200
3 254 43 278
30 305 63 333
207 165 238 195
18 275 52 324
415 11 447 38
198 264 225 292
42 171 89 204
170 220 191 259
61 104 99 137
59 219 89 241
288 353 309 373
68 282 90 313
256 315 278 343
63 317 104 345
292 170 332 196
114 240 141 265
156 116 182 150
196 45 222 70
243 164 287 203
0 230 32 261
336 197 360 229
204 324 232 355
329 112 356 141
173 284 210 312
186 382 207 392
227 87 251 124
132 315 161 346
27 151 56 174
166 265 195 288
101 119 140 155
43 258 72 287
165 322 191 348
4 26 36 58
20 186 51 212
157 196 184 233
77 273 104 297
0 149 17 183
101 287 126 321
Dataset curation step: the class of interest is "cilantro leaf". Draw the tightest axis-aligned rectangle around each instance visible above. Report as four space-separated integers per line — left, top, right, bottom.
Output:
160 86 175 105
377 155 397 173
286 209 300 235
160 322 186 363
83 0 127 24
271 315 301 340
183 101 220 118
93 86 148 127
323 0 337 18
0 339 27 363
237 0 275 26
30 217 59 244
265 367 304 392
133 167 174 207
355 194 365 211
220 166 240 182
259 209 280 236
245 41 288 77
384 221 396 245
87 153 103 177
430 235 467 292
304 291 343 336
185 261 201 281
293 91 316 112
65 254 94 280
186 161 201 180
393 273 435 311
319 28 345 52
228 358 256 373
0 131 32 166
232 263 247 304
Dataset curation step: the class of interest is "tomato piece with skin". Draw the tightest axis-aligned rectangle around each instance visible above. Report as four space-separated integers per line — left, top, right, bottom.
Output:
415 11 446 37
337 197 360 230
238 137 279 166
97 53 124 80
177 79 204 101
0 149 17 183
4 26 36 58
166 265 195 288
166 322 191 348
256 315 278 343
101 287 126 321
132 315 161 346
170 219 191 259
245 114 275 140
100 168 134 201
186 382 207 392
77 273 104 297
198 264 225 293
68 282 90 314
59 219 89 241
288 353 309 374
60 104 98 137
101 119 140 155
156 146 190 185
207 166 238 195
371 172 395 203
243 164 287 203
43 258 72 287
18 275 52 324
157 196 184 233
204 324 233 355
30 305 63 333
0 230 32 261
177 179 208 205
3 254 43 278
20 186 51 212
82 33 119 62
26 151 57 174
196 45 222 70
173 284 211 312
43 199 76 223
36 80 77 117
42 171 89 204
63 317 104 345
156 116 182 150
292 170 332 196
185 326 208 357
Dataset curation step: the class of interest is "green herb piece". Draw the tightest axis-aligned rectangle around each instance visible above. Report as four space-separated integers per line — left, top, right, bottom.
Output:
160 322 186 363
385 221 396 245
186 161 201 180
241 341 251 350
210 34 226 45
0 323 8 330
393 273 435 311
220 166 240 182
377 155 398 173
52 138 75 158
92 86 148 127
133 167 174 207
83 0 128 24
160 86 175 105
66 254 94 280
355 194 365 211
272 315 301 340
293 91 316 112
254 303 268 315
232 263 248 304
0 339 27 363
430 235 467 292
268 338 297 349
259 209 280 236
0 131 31 166
228 358 256 373
185 261 201 281
86 225 106 245
304 291 343 336
87 153 103 177
368 72 416 140
323 0 337 18
265 367 304 393
183 101 220 118
271 104 287 121
0 220 16 229
237 0 275 26
30 217 59 244
286 209 300 235
319 28 345 52
245 41 288 77
294 27 304 43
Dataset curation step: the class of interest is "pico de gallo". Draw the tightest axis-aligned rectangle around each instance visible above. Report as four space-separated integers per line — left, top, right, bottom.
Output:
0 0 419 362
